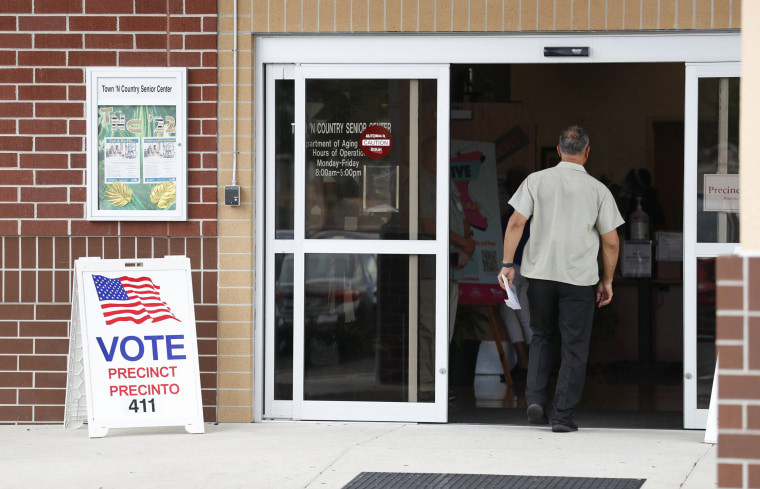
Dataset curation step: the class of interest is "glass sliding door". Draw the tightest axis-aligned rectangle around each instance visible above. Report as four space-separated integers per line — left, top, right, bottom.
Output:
264 65 297 420
265 64 451 422
683 63 741 429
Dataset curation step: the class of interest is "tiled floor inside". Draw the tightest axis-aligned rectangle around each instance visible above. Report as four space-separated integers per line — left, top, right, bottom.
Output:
448 361 684 429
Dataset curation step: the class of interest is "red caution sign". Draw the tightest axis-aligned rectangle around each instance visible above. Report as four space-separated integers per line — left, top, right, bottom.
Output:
360 125 393 160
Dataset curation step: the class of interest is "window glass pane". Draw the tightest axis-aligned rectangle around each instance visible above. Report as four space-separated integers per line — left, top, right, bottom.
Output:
275 80 295 237
697 77 740 243
304 79 437 240
696 257 716 409
302 253 435 402
274 253 293 400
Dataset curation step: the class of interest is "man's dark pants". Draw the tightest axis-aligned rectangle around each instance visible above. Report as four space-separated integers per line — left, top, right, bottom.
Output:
525 279 596 425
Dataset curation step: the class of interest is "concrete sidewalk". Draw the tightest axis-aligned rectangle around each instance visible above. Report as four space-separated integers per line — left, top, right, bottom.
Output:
0 422 715 489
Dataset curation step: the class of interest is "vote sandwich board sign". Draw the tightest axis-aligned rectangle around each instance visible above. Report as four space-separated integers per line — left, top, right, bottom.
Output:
67 257 204 438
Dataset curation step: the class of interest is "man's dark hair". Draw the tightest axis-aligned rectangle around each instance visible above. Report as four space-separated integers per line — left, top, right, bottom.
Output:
558 125 590 156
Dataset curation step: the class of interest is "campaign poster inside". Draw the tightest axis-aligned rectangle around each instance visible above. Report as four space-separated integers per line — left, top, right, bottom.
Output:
74 258 204 437
450 140 505 304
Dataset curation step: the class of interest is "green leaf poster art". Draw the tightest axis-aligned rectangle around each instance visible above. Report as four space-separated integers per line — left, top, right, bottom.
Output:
97 105 178 211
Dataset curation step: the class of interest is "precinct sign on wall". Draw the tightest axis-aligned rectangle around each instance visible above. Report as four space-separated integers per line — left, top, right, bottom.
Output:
69 257 204 438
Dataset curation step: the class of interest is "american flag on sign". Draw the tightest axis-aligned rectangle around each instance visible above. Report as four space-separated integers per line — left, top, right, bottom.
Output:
92 275 181 325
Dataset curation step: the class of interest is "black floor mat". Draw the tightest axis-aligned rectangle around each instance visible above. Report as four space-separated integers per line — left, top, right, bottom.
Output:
342 473 645 489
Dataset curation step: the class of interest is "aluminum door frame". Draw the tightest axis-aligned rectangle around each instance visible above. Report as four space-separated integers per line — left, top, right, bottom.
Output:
253 33 741 423
263 63 451 422
683 62 741 429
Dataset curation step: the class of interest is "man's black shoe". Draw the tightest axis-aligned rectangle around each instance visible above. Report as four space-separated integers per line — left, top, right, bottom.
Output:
526 403 548 425
551 420 578 433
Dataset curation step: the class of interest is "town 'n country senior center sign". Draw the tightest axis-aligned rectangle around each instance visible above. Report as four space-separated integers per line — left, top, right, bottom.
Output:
66 257 204 438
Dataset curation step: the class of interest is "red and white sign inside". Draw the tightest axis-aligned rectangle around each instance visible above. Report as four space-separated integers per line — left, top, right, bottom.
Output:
360 125 393 160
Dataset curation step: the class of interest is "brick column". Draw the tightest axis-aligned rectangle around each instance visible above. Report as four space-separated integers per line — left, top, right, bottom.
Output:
716 255 760 488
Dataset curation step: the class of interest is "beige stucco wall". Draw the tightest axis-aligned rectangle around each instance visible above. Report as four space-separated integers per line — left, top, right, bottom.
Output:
216 0 741 422
741 0 759 250
715 5 759 486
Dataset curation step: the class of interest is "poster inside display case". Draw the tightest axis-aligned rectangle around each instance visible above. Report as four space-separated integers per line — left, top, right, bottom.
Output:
86 68 187 221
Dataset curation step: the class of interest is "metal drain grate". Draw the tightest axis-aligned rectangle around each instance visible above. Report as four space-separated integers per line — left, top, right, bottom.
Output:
342 473 646 489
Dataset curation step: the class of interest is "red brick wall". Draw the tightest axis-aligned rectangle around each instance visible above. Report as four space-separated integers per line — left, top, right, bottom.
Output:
0 1 219 423
716 255 760 488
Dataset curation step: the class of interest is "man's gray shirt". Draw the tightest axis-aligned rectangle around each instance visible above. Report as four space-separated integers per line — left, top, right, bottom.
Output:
508 161 624 286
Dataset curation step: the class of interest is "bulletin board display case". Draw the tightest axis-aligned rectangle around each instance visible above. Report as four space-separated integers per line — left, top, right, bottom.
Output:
86 68 188 221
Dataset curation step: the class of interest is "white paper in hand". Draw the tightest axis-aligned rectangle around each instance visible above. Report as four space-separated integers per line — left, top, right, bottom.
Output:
501 274 521 310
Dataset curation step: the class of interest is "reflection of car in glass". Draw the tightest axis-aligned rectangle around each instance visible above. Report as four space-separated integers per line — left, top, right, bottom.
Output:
275 252 378 367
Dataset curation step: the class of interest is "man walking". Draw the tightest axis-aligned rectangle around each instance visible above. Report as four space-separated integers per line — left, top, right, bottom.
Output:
498 125 624 432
